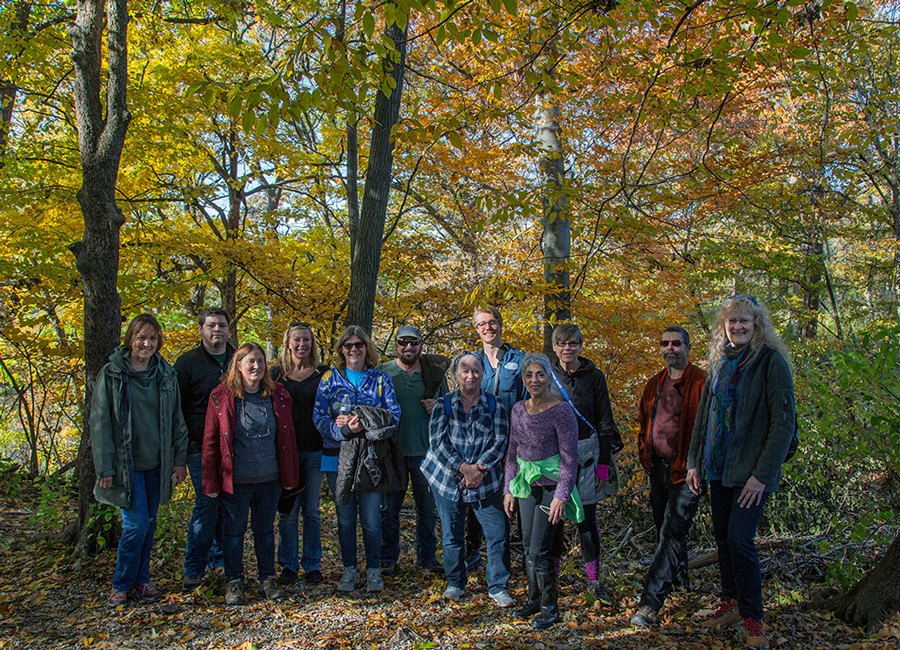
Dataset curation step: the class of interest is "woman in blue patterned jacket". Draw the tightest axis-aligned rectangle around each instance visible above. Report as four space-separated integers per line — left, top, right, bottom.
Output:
313 325 400 594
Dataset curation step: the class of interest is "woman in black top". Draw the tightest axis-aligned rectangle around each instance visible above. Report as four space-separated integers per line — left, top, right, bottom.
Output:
273 322 328 586
549 323 622 603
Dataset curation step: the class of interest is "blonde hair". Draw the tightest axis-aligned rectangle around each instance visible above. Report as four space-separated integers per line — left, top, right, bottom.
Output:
223 343 275 398
278 322 319 375
706 296 791 375
334 325 380 370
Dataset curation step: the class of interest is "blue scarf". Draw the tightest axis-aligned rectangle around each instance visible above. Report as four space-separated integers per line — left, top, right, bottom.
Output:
704 344 751 480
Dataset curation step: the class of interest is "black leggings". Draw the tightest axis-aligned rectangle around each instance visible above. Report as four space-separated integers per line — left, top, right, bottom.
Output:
551 503 600 564
519 485 563 573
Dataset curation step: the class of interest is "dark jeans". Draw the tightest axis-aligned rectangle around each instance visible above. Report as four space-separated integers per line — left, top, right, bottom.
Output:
112 468 161 591
518 486 562 573
380 455 438 566
638 458 699 611
183 452 224 576
709 480 769 621
220 478 282 582
277 451 324 573
551 503 600 564
434 491 510 594
325 471 382 569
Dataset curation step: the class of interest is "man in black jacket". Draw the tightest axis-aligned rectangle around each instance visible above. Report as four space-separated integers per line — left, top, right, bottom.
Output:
176 307 235 591
379 325 449 575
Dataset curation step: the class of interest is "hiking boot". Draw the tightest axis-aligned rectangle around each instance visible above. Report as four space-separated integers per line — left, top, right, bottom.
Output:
443 585 465 601
225 579 244 606
420 560 444 574
108 588 128 607
304 570 323 585
380 562 396 577
182 574 203 592
134 583 162 603
278 567 298 586
258 577 286 601
588 579 613 605
702 598 740 628
744 617 769 649
337 566 358 592
630 605 659 628
366 568 384 592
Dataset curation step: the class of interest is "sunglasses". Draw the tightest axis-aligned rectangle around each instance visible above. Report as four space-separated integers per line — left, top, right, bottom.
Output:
289 320 312 329
660 339 684 348
397 338 420 347
342 341 366 351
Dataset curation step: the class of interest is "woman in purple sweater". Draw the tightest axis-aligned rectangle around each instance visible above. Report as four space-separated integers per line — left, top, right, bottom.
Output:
503 353 579 629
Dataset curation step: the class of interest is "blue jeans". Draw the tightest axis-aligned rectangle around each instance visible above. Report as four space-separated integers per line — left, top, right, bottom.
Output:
183 452 224 576
220 478 282 582
380 455 438 566
112 468 161 591
277 451 323 574
639 459 699 610
433 490 510 594
325 471 382 569
709 480 769 621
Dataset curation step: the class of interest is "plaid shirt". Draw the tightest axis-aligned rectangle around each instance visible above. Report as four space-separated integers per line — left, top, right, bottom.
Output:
421 390 509 503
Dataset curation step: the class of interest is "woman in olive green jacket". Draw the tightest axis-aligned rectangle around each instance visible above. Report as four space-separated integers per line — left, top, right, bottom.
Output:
91 314 188 606
686 296 795 650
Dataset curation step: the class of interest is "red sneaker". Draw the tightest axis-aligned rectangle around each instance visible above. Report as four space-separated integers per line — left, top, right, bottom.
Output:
701 598 740 628
134 583 162 603
108 589 128 607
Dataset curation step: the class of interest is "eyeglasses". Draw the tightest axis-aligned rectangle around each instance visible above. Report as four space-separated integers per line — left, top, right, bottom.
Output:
475 319 499 330
289 320 312 329
556 340 581 348
660 339 684 348
342 341 366 351
397 338 420 347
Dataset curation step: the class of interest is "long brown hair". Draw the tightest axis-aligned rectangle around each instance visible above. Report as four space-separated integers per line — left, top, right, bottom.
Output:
278 322 320 375
334 325 380 370
223 343 275 398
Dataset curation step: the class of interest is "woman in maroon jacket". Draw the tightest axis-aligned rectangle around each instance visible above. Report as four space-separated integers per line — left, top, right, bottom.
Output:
202 343 299 605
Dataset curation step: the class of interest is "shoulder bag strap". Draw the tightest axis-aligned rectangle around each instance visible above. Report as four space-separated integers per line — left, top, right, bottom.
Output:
551 371 596 434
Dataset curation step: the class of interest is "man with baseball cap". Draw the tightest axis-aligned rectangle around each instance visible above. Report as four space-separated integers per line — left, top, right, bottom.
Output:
379 325 450 575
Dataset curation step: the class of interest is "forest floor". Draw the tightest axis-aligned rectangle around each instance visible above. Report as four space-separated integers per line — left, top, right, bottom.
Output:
0 481 898 650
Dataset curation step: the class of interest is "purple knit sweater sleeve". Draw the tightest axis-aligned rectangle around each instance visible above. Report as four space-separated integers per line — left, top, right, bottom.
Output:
505 401 579 502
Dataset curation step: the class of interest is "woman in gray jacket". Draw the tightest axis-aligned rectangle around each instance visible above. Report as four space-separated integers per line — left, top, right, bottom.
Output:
686 296 795 650
91 314 188 607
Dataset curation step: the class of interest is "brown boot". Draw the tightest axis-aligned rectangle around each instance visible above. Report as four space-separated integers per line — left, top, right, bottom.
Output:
701 598 740 628
743 617 769 649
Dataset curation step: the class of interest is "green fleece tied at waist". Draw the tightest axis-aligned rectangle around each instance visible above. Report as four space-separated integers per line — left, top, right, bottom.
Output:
509 455 584 523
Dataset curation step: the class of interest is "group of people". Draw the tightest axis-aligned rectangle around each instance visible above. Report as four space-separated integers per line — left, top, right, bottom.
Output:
90 295 795 649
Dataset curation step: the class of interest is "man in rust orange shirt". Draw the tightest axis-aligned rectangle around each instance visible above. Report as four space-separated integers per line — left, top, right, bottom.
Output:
631 326 706 627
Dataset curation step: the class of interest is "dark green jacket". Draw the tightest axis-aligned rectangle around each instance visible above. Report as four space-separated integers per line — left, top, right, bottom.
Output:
91 346 188 509
687 345 795 492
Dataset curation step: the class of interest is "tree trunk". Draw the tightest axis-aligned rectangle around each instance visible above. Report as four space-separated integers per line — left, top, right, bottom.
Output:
0 1 33 168
818 531 900 633
66 0 131 555
535 20 570 356
345 5 408 331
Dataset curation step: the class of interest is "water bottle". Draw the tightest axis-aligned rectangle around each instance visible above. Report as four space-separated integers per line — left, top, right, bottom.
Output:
336 392 353 417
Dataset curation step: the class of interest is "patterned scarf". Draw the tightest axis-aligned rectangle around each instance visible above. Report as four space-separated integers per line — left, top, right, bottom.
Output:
704 344 751 480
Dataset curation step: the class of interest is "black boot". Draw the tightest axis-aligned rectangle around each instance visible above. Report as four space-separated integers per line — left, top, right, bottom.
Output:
516 558 540 619
532 570 560 630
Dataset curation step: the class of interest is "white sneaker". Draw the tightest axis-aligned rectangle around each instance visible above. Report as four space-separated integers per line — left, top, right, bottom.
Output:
490 590 515 608
366 568 384 592
443 586 465 601
337 566 358 592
